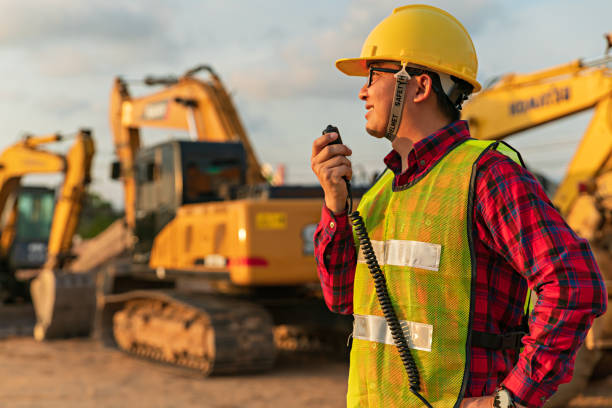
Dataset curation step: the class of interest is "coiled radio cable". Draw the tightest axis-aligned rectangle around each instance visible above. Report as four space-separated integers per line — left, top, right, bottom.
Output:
323 125 432 407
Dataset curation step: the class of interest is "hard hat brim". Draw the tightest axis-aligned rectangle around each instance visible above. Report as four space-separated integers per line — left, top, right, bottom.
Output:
335 57 370 77
336 56 482 93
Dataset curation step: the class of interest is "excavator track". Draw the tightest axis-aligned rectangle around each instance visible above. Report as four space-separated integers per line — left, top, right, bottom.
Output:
0 303 35 339
274 324 347 354
104 291 276 375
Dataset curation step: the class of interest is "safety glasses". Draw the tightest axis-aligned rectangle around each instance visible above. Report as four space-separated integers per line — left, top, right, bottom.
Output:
367 65 451 100
367 66 428 87
367 67 401 87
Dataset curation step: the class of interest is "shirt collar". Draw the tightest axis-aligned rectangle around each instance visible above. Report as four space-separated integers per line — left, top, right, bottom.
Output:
383 120 471 175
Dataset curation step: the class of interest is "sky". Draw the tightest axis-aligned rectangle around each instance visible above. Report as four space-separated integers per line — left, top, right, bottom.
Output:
0 0 611 209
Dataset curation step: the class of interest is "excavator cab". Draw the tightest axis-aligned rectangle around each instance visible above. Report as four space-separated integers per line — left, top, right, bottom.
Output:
9 186 56 270
131 140 247 259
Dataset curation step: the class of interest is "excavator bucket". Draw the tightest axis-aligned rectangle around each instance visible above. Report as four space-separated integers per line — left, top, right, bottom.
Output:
30 268 96 340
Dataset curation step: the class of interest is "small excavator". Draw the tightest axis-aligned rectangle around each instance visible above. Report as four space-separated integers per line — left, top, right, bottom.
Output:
462 33 612 406
0 130 96 339
37 66 356 375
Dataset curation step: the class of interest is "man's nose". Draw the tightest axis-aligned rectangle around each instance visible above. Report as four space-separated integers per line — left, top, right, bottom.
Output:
359 82 368 101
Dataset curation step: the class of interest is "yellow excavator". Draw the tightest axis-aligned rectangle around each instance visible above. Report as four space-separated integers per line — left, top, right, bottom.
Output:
41 65 355 375
0 130 96 338
462 35 612 405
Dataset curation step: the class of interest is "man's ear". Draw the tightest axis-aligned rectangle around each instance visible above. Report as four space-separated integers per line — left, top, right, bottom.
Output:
413 74 433 103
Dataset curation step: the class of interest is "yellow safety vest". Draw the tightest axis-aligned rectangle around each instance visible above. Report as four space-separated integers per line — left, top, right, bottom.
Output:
347 139 522 407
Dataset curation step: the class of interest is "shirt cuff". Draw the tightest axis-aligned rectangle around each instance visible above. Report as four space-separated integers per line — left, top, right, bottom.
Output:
317 205 352 265
321 205 349 234
503 366 555 408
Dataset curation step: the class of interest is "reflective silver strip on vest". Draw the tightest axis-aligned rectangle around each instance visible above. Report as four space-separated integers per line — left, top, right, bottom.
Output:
353 314 433 352
357 240 441 271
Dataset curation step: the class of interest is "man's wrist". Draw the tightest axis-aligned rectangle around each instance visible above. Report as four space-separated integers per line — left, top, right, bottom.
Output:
324 192 348 214
327 202 347 215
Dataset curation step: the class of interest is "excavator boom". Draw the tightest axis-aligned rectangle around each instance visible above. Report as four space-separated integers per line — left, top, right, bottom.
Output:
462 55 612 215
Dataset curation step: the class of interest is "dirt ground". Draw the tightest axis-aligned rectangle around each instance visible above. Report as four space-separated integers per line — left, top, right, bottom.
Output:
0 337 610 408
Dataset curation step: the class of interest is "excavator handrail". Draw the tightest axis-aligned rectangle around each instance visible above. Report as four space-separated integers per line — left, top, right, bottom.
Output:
580 54 612 68
183 64 215 78
125 65 218 88
22 134 63 147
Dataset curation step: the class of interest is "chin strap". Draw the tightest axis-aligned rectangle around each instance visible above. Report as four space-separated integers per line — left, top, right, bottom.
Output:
384 63 411 142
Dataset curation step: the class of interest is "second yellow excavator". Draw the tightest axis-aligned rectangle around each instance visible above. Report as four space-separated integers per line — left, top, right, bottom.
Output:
461 35 612 406
0 130 96 338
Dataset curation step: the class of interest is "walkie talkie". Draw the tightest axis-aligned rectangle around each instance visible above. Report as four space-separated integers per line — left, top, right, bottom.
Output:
323 124 343 145
322 125 352 204
322 125 432 408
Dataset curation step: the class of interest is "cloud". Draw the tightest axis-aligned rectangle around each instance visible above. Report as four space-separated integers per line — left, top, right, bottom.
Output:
0 0 167 45
228 0 508 101
1 0 610 208
473 0 612 82
0 0 180 77
37 95 91 117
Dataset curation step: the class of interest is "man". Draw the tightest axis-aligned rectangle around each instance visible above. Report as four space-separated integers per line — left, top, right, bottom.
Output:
310 5 607 408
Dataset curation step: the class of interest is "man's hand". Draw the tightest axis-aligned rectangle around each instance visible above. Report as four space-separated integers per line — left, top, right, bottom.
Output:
460 395 527 408
311 131 353 214
460 396 494 408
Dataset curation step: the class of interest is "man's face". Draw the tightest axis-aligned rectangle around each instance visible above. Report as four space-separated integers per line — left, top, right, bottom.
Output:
359 61 401 138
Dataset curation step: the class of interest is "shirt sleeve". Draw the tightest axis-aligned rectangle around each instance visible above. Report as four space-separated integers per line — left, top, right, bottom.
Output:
313 205 357 314
474 153 607 407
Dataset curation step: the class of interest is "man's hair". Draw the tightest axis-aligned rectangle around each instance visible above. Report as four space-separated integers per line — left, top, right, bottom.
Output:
422 71 471 123
432 86 460 122
426 72 458 122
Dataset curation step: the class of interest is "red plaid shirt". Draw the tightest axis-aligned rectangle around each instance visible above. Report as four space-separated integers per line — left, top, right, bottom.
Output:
314 120 607 407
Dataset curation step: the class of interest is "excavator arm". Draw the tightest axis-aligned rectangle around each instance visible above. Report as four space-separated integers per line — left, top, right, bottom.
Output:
28 129 97 340
109 65 265 228
462 55 612 215
44 130 95 268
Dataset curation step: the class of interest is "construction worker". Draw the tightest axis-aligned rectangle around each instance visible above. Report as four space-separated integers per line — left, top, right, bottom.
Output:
310 5 607 408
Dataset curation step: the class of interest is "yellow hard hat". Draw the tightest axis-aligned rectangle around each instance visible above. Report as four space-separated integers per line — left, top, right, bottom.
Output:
336 4 481 93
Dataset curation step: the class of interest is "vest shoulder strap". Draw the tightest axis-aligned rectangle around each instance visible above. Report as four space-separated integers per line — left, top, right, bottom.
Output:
463 139 525 167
